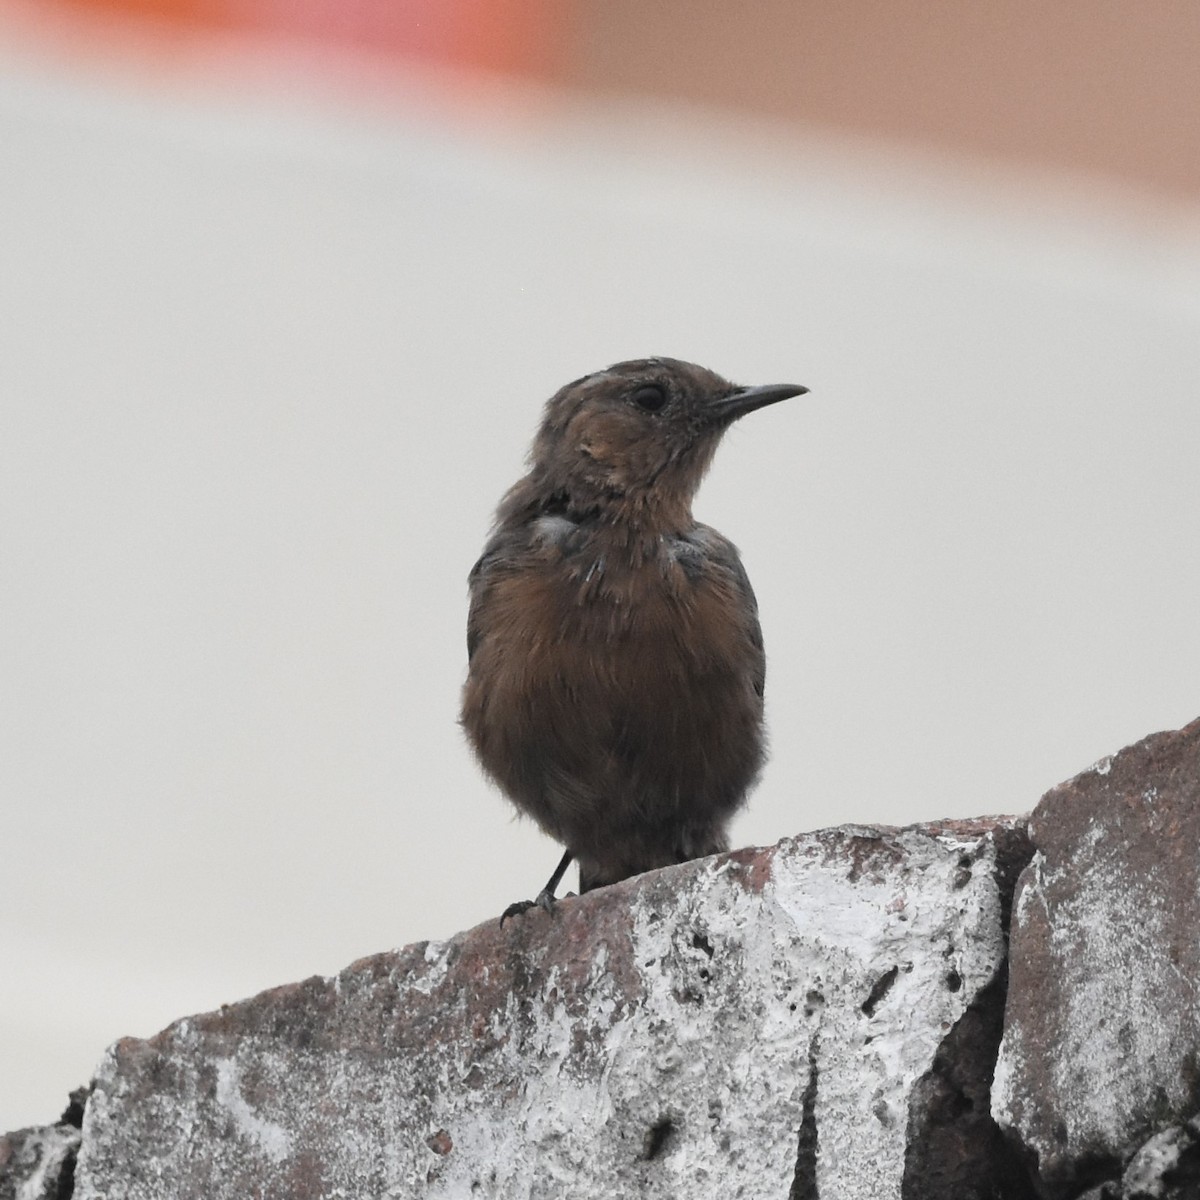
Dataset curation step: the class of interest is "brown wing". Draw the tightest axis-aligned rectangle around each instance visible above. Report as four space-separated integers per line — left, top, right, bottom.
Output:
465 530 518 666
684 523 766 700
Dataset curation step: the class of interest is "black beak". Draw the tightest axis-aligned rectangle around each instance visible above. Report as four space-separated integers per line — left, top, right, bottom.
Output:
711 382 809 423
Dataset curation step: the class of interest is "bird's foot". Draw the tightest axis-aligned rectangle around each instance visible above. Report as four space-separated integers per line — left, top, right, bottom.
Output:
499 888 557 927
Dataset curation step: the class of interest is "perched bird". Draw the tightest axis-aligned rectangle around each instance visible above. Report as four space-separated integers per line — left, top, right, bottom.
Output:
461 358 807 918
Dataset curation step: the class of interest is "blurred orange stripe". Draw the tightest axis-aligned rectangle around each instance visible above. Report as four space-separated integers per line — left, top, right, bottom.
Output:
49 0 561 74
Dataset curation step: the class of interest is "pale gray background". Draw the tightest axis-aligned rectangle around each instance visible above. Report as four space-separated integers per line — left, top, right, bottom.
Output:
2 48 1199 1131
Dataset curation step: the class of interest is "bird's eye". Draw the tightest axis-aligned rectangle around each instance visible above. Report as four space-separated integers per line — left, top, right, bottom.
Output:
631 384 667 413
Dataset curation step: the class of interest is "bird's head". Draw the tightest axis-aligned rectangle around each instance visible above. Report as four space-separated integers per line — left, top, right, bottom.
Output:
524 357 807 527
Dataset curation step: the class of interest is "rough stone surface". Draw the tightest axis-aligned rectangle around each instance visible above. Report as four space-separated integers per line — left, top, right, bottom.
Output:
993 716 1200 1196
68 819 1026 1200
0 1089 85 1200
1121 1118 1200 1199
1077 1116 1200 1199
901 822 1037 1200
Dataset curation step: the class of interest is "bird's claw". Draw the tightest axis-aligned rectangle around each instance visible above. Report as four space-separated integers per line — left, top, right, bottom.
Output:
499 888 557 927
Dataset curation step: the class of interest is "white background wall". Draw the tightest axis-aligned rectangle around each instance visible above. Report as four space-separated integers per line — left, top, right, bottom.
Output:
2 45 1198 1131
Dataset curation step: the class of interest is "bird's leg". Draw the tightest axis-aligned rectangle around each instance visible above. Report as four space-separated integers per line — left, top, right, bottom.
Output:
499 849 574 925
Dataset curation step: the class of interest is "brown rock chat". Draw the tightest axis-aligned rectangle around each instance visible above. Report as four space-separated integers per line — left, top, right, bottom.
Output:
461 358 807 919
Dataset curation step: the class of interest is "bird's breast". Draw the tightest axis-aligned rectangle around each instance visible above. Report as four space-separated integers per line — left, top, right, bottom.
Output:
482 529 757 687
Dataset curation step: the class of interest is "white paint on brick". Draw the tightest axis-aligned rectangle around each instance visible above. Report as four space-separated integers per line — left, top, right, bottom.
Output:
75 825 1016 1200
